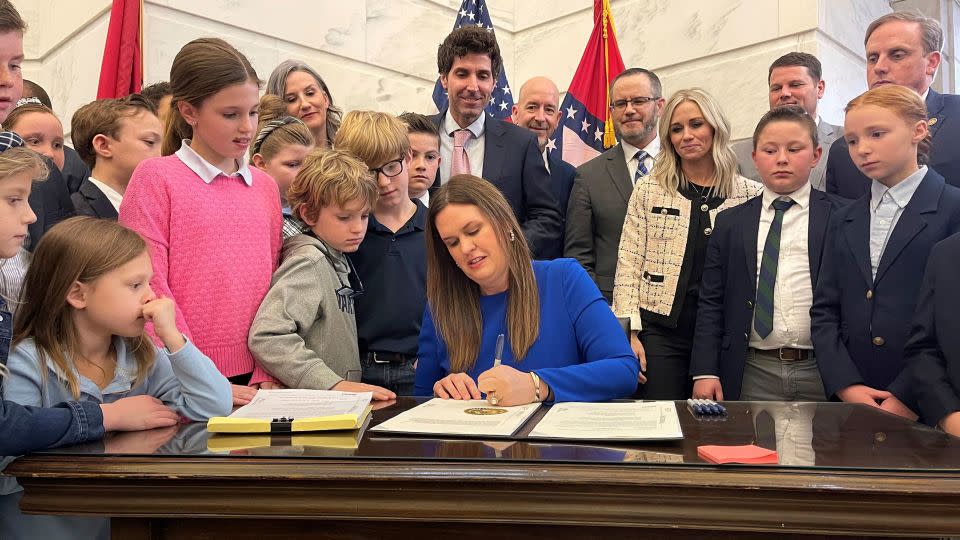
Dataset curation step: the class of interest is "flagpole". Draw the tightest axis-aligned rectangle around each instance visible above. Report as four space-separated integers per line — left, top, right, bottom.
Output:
602 0 616 148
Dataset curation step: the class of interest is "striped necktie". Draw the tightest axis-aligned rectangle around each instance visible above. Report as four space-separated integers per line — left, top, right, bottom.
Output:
754 197 796 339
633 150 649 184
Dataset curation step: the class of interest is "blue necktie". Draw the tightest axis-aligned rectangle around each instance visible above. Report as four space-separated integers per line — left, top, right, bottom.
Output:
633 150 649 184
754 198 796 339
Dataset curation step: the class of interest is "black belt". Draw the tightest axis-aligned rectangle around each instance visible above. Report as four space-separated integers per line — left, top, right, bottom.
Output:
752 347 812 361
364 351 416 364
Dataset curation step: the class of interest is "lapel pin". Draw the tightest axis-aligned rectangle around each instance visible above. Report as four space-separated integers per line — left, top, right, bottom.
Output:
928 117 938 126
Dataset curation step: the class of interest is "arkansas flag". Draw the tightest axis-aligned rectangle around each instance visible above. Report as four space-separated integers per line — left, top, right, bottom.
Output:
432 0 514 120
97 0 143 99
549 0 625 168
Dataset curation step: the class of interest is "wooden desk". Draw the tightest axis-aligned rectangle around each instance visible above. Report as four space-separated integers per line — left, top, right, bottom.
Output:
7 400 960 539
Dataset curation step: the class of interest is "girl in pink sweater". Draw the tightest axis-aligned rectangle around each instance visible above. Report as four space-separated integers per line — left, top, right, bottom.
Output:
119 38 282 404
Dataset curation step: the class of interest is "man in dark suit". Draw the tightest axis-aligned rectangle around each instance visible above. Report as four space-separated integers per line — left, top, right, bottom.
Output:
826 11 960 198
733 52 843 191
564 68 665 301
511 76 574 258
692 107 841 401
904 232 960 433
429 27 561 259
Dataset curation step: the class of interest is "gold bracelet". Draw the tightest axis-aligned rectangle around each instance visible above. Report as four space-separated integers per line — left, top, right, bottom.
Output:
531 371 542 402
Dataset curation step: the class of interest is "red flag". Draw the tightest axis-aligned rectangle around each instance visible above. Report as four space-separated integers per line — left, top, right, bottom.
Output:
551 0 626 168
97 0 143 99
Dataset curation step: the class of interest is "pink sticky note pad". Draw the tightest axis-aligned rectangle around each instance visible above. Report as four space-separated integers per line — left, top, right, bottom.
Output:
697 444 778 464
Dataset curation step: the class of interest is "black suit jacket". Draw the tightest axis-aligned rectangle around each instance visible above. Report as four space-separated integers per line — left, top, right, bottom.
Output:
428 113 562 259
71 178 118 220
905 232 960 426
826 89 960 198
27 157 75 251
812 169 960 404
563 144 632 301
544 152 575 259
62 146 91 194
690 188 841 400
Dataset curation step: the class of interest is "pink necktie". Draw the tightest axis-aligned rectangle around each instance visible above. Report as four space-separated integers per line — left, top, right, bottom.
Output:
451 129 472 177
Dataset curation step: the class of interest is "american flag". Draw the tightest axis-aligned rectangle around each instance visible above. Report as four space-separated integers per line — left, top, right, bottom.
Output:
432 0 514 120
551 0 625 168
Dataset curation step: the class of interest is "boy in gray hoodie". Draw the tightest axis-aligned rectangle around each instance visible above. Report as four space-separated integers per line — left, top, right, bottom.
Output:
248 149 397 401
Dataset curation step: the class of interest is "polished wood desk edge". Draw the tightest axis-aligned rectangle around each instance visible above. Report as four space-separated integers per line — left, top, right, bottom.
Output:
9 455 960 494
13 472 960 537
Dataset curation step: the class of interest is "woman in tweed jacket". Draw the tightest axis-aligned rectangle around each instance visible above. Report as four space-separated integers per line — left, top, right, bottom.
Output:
612 88 761 399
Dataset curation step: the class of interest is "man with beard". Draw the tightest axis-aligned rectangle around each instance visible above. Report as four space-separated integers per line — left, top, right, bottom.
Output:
512 76 575 258
733 52 842 191
428 27 562 260
565 68 665 301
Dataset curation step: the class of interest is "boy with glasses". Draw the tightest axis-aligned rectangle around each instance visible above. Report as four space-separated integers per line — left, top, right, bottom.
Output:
333 110 427 396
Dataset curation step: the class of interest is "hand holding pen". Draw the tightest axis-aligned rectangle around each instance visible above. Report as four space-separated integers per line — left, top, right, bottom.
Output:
478 334 550 406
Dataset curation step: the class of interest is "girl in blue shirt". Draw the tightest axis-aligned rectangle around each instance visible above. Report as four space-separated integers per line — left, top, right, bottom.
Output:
414 175 638 405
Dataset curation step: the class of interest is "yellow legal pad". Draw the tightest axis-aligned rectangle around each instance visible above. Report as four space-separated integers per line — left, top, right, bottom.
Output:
207 406 372 434
207 418 370 451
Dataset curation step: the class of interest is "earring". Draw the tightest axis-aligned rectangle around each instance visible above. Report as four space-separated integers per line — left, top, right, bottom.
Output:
509 230 516 242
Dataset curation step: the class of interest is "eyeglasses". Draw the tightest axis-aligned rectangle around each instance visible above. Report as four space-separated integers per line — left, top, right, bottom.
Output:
610 97 660 111
370 157 405 178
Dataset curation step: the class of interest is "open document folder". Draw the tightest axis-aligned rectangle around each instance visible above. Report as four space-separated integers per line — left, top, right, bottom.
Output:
370 398 683 441
207 389 373 433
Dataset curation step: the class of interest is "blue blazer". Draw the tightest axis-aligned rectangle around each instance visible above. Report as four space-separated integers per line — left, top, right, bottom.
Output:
905 232 960 426
811 170 960 402
826 89 960 199
691 189 841 400
428 113 563 259
71 178 118 220
544 152 575 259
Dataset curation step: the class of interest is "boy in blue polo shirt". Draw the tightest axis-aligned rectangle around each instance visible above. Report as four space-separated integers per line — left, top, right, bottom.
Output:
334 110 427 395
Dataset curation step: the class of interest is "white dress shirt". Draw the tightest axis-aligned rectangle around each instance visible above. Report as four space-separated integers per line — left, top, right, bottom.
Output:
749 182 814 350
439 110 486 185
621 136 659 181
88 176 124 212
869 166 927 278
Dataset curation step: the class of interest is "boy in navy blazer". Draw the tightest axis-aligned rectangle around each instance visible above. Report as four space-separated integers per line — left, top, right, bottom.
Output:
691 106 840 401
905 232 960 434
69 94 162 220
811 85 960 418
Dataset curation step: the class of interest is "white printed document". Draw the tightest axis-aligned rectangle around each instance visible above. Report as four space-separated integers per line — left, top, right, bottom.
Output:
527 401 683 440
228 389 372 420
370 398 541 437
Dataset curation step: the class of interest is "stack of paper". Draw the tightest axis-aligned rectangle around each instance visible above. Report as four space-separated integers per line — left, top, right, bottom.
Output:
528 401 683 440
207 389 373 433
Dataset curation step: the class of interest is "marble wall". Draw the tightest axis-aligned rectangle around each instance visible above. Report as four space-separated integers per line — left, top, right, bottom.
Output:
14 0 928 143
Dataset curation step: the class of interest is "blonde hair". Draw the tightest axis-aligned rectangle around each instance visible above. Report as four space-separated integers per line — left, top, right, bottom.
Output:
250 94 315 160
425 175 540 372
652 88 739 198
162 38 261 156
287 148 378 223
333 110 410 168
846 85 930 166
0 145 46 305
12 217 155 399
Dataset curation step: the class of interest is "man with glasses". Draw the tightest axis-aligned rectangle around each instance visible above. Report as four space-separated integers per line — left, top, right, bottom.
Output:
565 67 665 301
733 52 841 191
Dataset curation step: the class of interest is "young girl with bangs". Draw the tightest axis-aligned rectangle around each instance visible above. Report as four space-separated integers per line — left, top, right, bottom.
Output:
119 38 284 402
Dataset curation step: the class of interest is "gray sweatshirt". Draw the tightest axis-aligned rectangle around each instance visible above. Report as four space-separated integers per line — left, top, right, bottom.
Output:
248 234 360 389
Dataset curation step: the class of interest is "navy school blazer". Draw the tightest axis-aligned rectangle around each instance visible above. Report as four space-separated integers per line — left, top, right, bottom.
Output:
71 178 119 220
690 188 841 400
826 89 960 199
904 232 960 426
428 112 563 259
811 169 960 404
